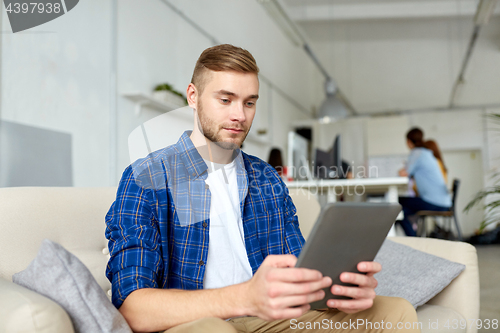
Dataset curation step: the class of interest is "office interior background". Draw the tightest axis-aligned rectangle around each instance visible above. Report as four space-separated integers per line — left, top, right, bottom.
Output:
2 0 499 236
1 0 500 327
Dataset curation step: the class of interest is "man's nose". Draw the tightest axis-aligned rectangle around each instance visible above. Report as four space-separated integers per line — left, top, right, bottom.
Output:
229 103 246 122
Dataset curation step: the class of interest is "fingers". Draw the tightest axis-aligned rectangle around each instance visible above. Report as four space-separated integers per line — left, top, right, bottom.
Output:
267 277 332 298
327 265 379 315
266 267 326 283
253 276 329 321
327 298 374 314
271 289 326 309
357 261 382 275
331 284 376 300
339 272 378 289
262 254 297 268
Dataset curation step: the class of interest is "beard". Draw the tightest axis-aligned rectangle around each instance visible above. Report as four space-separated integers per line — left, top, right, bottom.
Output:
196 100 249 150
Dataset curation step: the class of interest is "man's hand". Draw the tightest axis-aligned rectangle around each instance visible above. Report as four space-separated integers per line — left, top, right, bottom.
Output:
399 168 408 177
327 261 381 314
243 255 332 321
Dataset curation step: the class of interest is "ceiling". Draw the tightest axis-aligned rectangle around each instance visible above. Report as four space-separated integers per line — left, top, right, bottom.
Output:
278 0 500 114
282 0 500 22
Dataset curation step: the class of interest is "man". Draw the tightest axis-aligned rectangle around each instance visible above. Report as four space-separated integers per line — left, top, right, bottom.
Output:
105 44 420 333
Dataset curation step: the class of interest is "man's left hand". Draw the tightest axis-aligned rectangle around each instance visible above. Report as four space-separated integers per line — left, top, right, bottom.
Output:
327 261 381 314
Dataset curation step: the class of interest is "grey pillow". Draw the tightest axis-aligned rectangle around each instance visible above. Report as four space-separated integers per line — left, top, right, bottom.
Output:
13 239 132 333
374 239 465 308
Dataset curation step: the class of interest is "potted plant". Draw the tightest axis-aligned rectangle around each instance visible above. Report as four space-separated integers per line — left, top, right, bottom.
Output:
464 113 500 243
152 83 188 106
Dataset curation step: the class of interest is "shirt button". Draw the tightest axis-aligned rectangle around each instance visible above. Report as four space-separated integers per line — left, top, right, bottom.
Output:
192 172 196 176
199 260 204 266
205 184 209 189
203 222 208 228
102 247 109 255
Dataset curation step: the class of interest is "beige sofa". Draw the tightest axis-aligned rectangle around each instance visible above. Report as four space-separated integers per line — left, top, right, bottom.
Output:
0 187 480 333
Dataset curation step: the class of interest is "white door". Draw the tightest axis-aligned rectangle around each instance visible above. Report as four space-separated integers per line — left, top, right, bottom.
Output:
442 150 484 237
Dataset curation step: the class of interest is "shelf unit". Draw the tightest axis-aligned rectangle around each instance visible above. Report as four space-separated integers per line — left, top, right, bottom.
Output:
123 92 186 115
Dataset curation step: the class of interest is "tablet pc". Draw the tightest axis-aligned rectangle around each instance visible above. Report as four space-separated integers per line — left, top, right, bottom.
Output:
295 202 401 309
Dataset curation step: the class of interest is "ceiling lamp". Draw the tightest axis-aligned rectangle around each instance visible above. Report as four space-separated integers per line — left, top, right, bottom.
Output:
318 78 350 121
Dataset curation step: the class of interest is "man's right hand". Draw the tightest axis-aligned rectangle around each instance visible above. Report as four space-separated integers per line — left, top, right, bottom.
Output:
243 255 332 321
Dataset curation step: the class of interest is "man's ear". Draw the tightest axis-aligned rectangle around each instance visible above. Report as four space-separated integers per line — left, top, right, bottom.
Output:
186 83 197 109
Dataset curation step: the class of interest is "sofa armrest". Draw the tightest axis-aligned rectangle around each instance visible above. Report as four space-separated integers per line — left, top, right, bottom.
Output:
0 278 74 333
389 237 479 333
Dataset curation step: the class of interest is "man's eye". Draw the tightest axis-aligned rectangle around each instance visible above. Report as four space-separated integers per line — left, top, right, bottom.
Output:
221 99 230 104
246 102 255 107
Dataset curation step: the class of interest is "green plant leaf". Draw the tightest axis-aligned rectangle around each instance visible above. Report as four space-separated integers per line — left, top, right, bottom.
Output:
153 83 187 104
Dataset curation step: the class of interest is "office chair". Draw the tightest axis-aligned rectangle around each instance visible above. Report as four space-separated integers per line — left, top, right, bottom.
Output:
416 179 463 241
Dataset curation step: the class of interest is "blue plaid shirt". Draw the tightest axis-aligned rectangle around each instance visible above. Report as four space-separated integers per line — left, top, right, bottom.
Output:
105 131 305 308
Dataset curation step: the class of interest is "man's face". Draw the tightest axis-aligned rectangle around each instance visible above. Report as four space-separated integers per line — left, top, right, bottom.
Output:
194 70 259 149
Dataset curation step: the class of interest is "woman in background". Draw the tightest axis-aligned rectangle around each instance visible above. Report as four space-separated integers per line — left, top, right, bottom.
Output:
412 139 448 196
397 128 451 236
424 139 448 184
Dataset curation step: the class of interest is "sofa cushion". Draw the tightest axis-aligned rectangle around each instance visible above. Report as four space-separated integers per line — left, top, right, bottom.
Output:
12 239 132 333
0 277 74 333
374 239 465 308
417 304 466 333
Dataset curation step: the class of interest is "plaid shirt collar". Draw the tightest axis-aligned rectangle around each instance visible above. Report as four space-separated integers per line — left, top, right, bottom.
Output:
174 130 248 214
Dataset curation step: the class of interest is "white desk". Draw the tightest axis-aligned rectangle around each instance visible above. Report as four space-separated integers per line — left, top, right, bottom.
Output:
285 177 409 236
285 177 408 202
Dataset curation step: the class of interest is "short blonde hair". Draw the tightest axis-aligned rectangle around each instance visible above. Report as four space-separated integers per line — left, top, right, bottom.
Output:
191 44 259 96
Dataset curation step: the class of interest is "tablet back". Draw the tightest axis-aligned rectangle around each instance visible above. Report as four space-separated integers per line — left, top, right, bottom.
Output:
295 202 401 309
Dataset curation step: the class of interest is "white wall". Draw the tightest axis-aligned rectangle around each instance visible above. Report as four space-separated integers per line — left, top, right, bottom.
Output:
1 0 321 186
1 0 113 186
485 107 500 174
366 116 409 156
443 149 484 236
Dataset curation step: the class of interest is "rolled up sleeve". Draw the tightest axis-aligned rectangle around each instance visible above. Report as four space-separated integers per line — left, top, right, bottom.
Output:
105 165 164 309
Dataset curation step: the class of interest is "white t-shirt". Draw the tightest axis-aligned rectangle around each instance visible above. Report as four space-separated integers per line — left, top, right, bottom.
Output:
202 158 253 289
